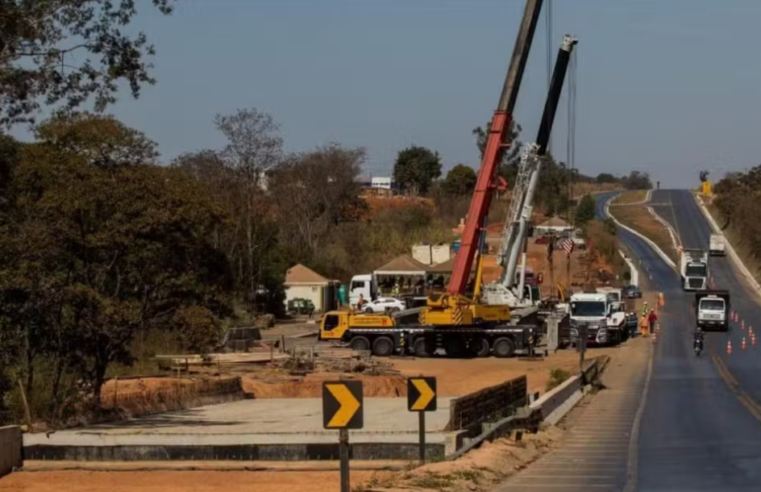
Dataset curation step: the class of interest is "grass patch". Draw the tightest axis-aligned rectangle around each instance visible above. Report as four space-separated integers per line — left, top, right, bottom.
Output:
608 204 678 263
546 368 572 392
611 190 647 205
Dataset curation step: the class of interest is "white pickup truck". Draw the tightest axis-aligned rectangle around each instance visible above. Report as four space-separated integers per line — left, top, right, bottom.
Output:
709 233 726 256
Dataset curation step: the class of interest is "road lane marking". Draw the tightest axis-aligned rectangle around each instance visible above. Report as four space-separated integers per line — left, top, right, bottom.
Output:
711 354 761 423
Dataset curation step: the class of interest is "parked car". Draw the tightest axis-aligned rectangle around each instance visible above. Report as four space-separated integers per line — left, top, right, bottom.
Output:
622 285 642 299
363 297 405 313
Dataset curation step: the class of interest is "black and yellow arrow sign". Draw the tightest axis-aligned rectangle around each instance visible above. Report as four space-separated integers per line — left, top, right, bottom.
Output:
322 381 363 429
407 377 437 412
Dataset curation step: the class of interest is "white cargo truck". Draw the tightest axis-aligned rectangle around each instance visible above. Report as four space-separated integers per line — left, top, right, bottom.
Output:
695 290 730 332
709 233 726 256
680 248 709 291
569 292 628 346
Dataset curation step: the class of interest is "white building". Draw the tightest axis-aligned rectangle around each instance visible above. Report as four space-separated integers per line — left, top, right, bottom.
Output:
371 177 395 190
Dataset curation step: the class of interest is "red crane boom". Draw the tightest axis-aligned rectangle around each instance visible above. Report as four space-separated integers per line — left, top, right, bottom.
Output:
447 0 544 295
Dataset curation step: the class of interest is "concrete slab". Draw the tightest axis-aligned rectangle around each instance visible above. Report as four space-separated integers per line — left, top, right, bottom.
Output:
24 397 455 447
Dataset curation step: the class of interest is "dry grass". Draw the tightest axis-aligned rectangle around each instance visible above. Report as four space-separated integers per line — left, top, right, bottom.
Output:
612 190 647 205
609 204 678 263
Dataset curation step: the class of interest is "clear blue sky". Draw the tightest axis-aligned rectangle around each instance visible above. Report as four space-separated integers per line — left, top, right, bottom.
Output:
26 1 761 187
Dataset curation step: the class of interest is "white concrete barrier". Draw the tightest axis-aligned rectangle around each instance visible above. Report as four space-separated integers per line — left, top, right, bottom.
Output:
0 426 22 477
619 250 640 287
529 375 582 425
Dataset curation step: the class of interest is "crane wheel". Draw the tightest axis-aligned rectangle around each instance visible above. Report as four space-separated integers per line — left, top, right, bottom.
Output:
474 338 491 358
349 336 371 352
444 337 466 358
412 337 434 357
372 336 395 357
493 337 516 358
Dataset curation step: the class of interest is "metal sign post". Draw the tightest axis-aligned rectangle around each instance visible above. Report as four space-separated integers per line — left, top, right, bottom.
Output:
577 324 588 371
407 377 437 464
323 381 363 492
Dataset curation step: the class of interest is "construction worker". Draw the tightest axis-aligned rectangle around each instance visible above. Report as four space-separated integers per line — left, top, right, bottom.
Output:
357 293 366 311
640 313 650 337
641 301 649 316
392 282 400 297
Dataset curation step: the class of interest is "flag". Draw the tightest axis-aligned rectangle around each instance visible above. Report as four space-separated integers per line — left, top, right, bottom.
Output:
561 239 575 256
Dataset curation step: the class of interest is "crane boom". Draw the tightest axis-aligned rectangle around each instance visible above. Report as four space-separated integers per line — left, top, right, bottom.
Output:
446 0 544 295
500 34 578 290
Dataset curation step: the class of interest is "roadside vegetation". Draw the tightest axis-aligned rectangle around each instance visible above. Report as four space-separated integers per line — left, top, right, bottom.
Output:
710 169 761 281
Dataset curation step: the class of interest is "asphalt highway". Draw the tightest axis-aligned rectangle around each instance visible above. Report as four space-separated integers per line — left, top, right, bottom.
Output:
596 191 761 491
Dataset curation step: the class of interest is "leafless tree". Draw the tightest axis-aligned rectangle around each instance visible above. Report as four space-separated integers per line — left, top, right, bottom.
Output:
212 109 283 303
270 143 365 259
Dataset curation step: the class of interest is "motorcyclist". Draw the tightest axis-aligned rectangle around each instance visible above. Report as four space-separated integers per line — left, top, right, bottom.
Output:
693 327 705 353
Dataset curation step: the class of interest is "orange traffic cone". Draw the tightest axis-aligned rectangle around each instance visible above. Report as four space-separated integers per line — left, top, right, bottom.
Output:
727 340 733 354
753 335 757 347
742 337 747 350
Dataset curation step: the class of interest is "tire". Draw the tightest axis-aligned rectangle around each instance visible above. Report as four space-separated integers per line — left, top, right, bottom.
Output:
391 307 401 313
473 338 491 358
412 337 434 357
349 336 370 352
493 337 516 358
364 307 374 314
372 336 395 357
444 337 466 358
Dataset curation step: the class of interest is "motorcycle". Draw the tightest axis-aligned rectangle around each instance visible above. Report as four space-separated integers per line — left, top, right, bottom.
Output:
694 330 705 356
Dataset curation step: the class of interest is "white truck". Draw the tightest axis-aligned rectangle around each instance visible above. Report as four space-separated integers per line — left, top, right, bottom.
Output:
709 234 726 256
569 292 628 346
680 248 709 291
348 274 378 307
695 290 730 332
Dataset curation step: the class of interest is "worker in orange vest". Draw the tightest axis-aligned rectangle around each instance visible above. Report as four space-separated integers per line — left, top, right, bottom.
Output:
639 313 650 337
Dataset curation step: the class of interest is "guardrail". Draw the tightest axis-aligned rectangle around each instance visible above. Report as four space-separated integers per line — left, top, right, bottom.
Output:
445 376 527 431
446 355 611 459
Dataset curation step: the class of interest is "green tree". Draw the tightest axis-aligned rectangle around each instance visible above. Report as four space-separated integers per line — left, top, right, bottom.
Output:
0 115 232 417
393 146 442 195
0 0 178 127
443 164 477 195
575 194 597 226
622 171 653 190
595 173 618 184
472 120 523 183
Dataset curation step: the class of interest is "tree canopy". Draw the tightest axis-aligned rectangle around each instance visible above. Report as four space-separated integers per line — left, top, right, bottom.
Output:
0 1 177 127
393 145 442 195
443 164 477 195
575 194 597 226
